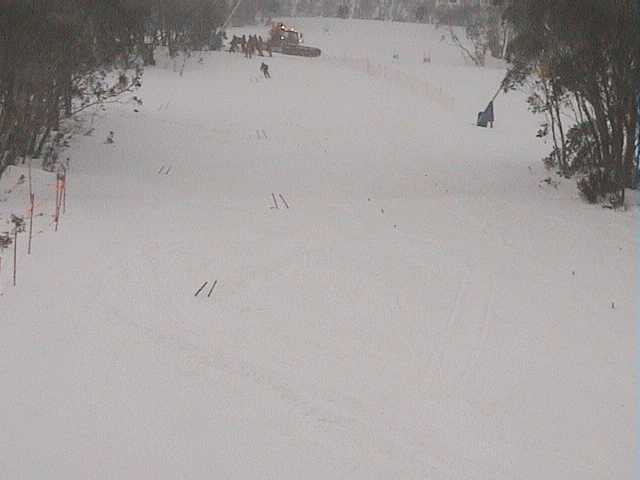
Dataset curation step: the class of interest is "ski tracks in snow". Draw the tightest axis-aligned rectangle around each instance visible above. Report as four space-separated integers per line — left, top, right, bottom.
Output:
429 268 496 395
90 268 487 479
458 275 496 387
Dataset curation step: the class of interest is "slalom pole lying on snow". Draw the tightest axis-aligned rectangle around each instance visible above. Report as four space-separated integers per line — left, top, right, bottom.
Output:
207 280 218 298
195 281 208 297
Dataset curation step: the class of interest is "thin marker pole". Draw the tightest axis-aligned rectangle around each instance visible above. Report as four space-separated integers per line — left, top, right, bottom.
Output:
54 178 61 232
27 193 34 254
13 228 17 286
62 174 66 214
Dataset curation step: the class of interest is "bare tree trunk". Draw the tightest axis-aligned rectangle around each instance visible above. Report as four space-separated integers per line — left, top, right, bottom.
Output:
578 95 604 165
622 94 638 187
541 79 561 167
35 126 52 158
550 81 566 170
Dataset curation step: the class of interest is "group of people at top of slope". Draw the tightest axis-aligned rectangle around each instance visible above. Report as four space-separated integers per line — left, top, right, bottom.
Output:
228 34 272 59
228 34 272 79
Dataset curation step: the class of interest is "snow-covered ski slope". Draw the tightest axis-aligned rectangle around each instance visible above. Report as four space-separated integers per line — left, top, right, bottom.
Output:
1 17 637 479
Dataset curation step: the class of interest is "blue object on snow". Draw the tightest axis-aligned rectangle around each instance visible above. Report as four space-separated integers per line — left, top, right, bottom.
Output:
477 101 495 128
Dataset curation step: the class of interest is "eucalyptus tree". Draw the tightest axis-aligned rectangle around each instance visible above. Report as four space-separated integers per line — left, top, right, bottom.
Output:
502 0 640 204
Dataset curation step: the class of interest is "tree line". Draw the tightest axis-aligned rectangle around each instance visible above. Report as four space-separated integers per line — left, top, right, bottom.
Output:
501 0 639 205
2 1 638 206
0 0 227 177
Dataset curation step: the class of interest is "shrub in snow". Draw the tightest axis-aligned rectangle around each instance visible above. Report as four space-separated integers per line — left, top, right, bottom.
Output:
577 169 624 207
542 122 597 178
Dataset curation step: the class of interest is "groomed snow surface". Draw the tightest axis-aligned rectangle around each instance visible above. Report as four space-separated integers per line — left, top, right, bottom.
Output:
1 18 637 479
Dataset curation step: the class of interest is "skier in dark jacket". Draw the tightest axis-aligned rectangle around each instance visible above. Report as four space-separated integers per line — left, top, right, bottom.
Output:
260 62 270 79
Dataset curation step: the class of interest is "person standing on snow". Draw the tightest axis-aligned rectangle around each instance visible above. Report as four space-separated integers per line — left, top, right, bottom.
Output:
257 35 265 56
